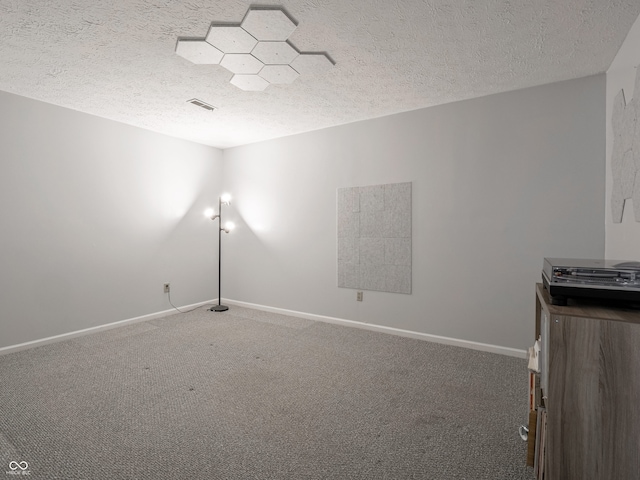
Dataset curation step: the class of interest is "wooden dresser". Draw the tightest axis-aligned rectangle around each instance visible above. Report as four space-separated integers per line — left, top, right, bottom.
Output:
530 283 640 480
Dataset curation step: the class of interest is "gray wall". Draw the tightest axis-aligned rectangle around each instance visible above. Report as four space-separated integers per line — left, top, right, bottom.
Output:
0 74 606 352
0 91 223 348
222 75 606 350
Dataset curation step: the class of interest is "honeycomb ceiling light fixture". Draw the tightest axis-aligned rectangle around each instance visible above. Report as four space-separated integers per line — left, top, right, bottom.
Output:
175 7 334 91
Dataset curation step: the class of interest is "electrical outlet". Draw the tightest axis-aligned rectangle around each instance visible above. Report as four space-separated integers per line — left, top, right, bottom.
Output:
164 283 170 294
357 291 363 302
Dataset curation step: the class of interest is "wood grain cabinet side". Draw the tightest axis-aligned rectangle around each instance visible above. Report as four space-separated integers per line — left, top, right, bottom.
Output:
535 284 640 480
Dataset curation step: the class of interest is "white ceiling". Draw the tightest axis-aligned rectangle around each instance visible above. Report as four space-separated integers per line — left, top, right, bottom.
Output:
1 1 639 149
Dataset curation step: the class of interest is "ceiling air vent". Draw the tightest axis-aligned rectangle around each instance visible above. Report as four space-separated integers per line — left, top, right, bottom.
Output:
187 98 217 111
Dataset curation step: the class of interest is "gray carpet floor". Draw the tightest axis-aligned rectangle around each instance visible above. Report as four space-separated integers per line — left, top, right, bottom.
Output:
0 306 533 479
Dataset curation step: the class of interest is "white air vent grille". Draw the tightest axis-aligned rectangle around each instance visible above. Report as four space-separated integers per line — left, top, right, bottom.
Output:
187 98 217 111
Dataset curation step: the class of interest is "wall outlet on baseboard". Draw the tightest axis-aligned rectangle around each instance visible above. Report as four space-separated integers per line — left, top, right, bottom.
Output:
357 291 363 302
164 283 170 294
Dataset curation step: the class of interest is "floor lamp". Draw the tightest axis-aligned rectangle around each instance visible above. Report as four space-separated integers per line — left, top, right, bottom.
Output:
205 193 234 312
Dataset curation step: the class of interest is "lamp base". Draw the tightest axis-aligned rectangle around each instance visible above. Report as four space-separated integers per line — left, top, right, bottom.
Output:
210 305 229 312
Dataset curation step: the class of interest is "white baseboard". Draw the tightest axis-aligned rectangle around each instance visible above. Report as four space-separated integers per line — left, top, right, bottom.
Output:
0 299 217 356
1 298 527 359
225 299 527 359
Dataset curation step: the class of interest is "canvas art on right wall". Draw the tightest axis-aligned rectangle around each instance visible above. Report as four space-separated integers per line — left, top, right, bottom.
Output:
337 182 412 294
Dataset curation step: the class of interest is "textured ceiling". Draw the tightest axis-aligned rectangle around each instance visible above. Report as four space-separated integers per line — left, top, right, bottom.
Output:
1 1 639 149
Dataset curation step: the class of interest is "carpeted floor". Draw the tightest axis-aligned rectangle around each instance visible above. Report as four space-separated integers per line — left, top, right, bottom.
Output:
0 306 533 479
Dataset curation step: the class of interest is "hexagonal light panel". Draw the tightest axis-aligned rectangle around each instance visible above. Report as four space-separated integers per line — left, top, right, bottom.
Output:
241 9 297 41
290 53 334 76
259 65 299 84
175 39 224 64
206 25 258 54
220 54 264 74
252 41 298 65
177 8 335 92
230 74 270 91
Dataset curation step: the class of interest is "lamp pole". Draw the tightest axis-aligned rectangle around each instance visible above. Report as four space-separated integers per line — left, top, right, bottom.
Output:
211 195 229 312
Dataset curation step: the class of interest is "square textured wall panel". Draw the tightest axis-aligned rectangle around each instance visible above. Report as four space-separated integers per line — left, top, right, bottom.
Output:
337 182 412 294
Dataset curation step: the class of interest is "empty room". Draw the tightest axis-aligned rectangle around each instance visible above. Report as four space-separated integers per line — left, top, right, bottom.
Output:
2 1 640 479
